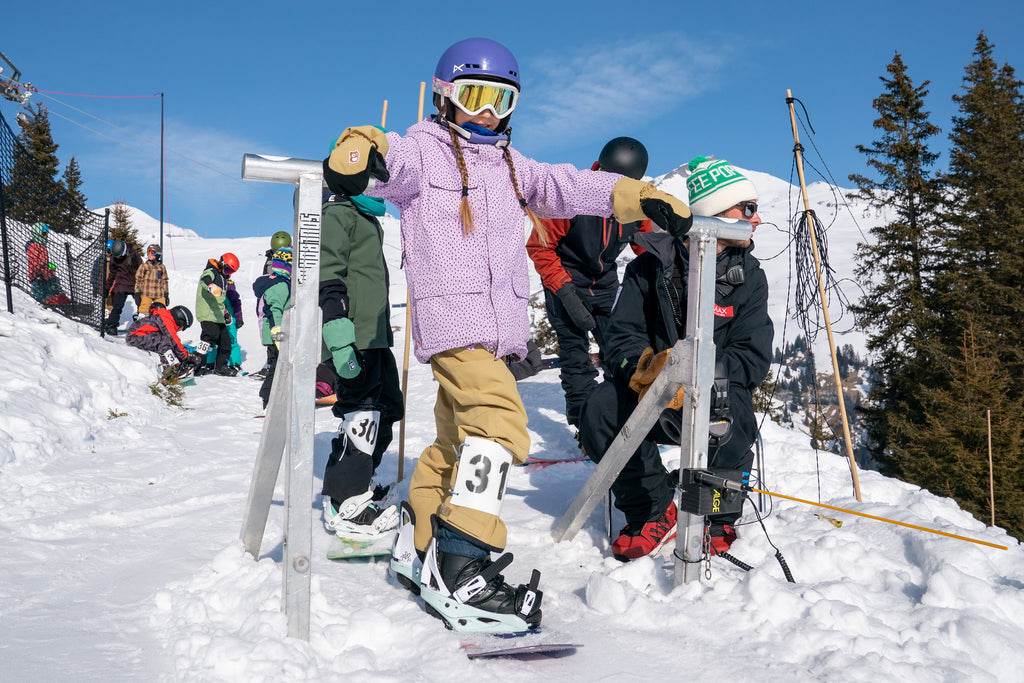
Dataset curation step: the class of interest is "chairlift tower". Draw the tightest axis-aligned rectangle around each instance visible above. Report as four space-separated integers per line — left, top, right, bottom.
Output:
1 51 32 105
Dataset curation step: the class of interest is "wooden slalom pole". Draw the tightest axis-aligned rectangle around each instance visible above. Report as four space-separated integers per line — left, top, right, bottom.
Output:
786 89 862 502
397 83 425 482
987 409 995 526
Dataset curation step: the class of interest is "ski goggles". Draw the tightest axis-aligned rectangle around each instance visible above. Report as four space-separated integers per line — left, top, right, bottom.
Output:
147 246 161 258
433 77 519 118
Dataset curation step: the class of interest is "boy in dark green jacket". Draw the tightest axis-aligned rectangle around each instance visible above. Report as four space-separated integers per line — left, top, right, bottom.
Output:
319 191 404 541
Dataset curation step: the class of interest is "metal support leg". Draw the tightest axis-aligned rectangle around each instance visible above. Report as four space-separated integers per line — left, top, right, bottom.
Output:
238 154 323 641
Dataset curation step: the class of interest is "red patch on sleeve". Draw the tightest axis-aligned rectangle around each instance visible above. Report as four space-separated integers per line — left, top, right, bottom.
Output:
714 304 734 318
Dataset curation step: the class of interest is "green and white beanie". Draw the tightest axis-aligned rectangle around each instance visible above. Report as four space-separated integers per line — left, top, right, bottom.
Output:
685 156 758 217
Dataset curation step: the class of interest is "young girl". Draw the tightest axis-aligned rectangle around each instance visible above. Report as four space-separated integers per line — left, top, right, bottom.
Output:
135 244 169 315
323 37 692 633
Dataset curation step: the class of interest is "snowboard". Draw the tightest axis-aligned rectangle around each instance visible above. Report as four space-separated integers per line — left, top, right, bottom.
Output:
461 633 581 660
522 455 589 469
326 535 394 561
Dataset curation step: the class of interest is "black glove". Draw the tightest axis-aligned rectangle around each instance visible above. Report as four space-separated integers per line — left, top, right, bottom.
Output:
507 340 543 381
641 196 694 238
224 310 232 325
235 319 244 329
555 284 596 332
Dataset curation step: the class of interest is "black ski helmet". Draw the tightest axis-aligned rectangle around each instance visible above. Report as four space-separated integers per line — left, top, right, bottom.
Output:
597 137 649 180
110 239 128 259
170 305 193 330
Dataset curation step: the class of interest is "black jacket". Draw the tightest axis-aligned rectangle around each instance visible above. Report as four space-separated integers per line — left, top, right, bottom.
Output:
529 215 651 295
604 232 773 392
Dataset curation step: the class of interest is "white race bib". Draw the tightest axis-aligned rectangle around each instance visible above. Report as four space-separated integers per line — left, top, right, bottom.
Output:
343 409 380 455
450 437 514 517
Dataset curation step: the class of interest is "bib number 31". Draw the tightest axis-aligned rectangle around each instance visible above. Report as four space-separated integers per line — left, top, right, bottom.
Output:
451 438 513 517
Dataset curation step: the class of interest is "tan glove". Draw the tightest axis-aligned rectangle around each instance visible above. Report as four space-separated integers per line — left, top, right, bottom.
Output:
611 177 693 238
324 126 391 196
629 346 685 409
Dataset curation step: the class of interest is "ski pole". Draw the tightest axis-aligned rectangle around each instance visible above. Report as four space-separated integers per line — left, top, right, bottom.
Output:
691 470 1008 550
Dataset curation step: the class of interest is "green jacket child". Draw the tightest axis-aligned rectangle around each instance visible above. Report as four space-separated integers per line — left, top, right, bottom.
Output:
253 249 292 407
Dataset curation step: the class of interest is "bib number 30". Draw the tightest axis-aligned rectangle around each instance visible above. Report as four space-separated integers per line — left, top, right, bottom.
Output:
343 409 380 455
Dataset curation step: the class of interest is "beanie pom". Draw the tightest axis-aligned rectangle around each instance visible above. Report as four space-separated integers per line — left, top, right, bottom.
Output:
687 155 711 172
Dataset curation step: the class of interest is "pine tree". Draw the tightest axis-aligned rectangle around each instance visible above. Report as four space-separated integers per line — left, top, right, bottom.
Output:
937 31 1024 384
109 199 141 255
848 51 945 467
51 157 88 236
3 103 66 228
888 323 1024 539
887 33 1024 541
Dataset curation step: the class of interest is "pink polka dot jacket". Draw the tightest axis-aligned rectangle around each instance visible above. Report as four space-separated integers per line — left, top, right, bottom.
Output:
369 119 621 364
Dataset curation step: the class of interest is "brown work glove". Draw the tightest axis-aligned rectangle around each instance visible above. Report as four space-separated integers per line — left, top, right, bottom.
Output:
629 346 685 409
324 125 391 197
611 177 693 238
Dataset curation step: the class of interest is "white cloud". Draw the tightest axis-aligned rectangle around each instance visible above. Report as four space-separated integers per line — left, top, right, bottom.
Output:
516 35 724 147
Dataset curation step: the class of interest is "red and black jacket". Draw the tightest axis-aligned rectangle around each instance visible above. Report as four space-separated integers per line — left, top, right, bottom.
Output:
527 215 652 296
125 307 188 362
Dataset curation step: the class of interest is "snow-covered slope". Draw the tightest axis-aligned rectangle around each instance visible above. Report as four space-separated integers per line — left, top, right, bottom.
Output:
1 180 1020 681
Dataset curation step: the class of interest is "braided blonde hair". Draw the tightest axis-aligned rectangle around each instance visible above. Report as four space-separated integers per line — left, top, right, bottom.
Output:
447 126 549 244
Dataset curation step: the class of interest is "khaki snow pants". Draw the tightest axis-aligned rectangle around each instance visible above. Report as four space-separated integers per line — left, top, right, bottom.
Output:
408 345 530 553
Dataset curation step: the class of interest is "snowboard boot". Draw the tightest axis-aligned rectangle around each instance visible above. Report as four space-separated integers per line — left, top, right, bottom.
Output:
322 484 399 541
611 500 678 562
389 501 423 595
419 530 542 633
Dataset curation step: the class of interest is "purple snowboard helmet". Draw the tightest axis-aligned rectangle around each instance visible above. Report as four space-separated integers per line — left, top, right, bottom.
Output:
433 38 520 132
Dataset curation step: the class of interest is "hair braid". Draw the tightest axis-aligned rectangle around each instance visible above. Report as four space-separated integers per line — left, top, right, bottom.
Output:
503 147 549 245
448 127 476 235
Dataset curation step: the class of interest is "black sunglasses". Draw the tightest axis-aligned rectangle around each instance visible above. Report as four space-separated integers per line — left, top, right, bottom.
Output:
736 201 758 218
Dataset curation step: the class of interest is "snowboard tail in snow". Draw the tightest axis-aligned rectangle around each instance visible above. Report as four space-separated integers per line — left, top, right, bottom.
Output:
326 534 395 560
460 631 581 659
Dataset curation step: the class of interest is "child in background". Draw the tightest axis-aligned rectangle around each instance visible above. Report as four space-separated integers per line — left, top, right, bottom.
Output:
135 244 168 315
318 186 404 545
252 248 291 408
125 303 197 379
323 37 692 632
25 223 72 307
194 252 239 376
104 239 142 334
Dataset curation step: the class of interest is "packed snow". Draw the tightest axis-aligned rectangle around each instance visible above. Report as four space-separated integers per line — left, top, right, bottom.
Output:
1 171 1022 681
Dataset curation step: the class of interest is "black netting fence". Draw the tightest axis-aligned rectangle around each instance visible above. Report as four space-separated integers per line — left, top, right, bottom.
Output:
0 107 108 330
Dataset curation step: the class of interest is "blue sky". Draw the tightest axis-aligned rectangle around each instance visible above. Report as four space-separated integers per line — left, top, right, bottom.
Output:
2 0 1022 241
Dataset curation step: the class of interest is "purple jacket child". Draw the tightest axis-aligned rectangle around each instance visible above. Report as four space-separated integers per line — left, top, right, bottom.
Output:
225 279 244 328
369 119 620 363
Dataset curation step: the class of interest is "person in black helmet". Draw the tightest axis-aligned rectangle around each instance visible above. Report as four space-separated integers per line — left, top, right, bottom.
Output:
125 303 200 379
104 239 143 335
526 137 653 429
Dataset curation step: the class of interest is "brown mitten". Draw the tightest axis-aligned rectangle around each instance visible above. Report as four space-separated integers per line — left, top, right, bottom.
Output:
629 347 685 408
